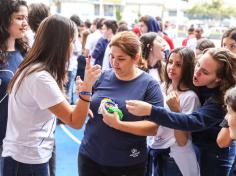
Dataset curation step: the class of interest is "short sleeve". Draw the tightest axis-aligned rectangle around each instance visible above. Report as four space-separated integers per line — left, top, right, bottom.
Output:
145 79 164 108
28 71 66 110
181 91 200 114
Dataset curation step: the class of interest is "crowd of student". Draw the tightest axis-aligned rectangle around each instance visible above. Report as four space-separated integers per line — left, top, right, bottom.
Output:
1 0 236 176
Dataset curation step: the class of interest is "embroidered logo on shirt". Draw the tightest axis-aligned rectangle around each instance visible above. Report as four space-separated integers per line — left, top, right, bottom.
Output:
129 148 140 158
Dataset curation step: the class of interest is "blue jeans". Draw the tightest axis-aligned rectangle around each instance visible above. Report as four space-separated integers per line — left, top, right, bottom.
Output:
3 157 49 176
0 145 3 176
229 157 236 176
49 144 56 176
146 147 182 176
66 69 78 105
196 142 236 176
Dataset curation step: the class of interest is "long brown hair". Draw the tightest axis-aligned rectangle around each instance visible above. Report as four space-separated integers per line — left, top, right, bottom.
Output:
140 32 165 82
8 15 76 93
164 47 196 94
0 0 28 65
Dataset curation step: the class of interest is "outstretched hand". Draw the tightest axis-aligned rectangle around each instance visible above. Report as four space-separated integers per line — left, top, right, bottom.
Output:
126 100 152 116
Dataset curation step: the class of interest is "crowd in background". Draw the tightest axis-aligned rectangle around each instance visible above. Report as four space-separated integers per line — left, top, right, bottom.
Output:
1 0 236 176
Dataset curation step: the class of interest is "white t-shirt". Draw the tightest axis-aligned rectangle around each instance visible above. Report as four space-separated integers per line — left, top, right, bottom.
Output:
147 90 200 148
148 68 161 85
85 30 102 55
147 89 200 176
25 29 35 48
186 37 197 53
102 44 111 71
68 39 82 71
2 69 66 164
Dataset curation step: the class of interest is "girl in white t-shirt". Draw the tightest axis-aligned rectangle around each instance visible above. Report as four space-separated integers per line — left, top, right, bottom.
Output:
147 47 200 176
140 32 200 176
2 15 101 176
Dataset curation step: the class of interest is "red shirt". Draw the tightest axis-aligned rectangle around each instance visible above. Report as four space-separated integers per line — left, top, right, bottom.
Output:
163 34 174 49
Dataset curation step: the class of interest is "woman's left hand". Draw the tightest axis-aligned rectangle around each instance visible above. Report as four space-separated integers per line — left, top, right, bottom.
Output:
102 106 121 129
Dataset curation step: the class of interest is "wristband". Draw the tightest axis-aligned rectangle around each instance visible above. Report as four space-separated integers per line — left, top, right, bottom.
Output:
79 91 92 96
79 95 91 103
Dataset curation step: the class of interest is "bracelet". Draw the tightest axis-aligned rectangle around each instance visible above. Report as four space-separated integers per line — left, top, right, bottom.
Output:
79 91 92 96
79 95 91 103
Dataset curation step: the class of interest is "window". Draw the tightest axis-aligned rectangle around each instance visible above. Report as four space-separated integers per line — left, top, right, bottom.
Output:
104 5 113 17
94 4 100 16
168 10 177 16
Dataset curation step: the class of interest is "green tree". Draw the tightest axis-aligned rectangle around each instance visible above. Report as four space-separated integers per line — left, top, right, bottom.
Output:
115 6 122 21
186 0 236 19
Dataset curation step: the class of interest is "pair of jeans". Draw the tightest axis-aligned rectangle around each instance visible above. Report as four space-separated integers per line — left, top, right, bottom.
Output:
49 144 56 176
196 141 236 176
0 145 3 176
146 147 182 176
3 157 49 176
78 153 146 176
229 157 236 176
66 69 78 105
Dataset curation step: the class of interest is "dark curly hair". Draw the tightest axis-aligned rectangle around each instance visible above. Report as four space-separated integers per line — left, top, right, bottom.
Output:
8 15 77 93
0 0 28 65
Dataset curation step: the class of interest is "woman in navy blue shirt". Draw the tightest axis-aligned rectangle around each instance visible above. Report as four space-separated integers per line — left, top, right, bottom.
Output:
78 31 164 176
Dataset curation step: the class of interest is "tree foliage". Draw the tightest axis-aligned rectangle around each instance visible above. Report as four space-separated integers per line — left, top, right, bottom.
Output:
186 0 236 19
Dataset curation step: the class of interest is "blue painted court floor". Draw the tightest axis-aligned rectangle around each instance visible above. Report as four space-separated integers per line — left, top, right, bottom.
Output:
55 124 85 176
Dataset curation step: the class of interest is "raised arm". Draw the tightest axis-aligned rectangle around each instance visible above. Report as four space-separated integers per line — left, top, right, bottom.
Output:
49 57 101 129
